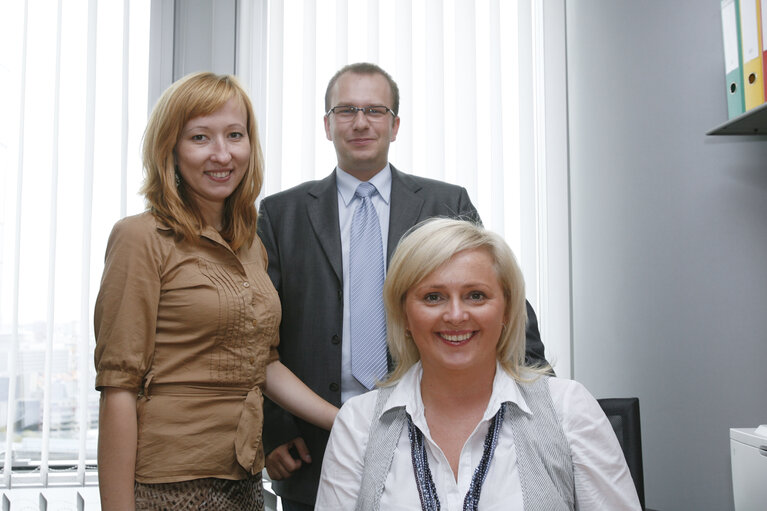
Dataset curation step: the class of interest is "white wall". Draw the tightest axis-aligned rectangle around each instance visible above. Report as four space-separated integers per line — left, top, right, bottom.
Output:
566 1 767 510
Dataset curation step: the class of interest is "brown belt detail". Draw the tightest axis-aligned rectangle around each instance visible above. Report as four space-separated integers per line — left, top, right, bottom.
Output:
141 378 264 475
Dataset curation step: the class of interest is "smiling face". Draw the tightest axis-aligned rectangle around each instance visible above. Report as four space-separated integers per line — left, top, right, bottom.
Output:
403 248 507 376
175 97 250 227
324 72 400 181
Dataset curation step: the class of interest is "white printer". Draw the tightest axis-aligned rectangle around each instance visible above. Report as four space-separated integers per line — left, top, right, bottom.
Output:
730 425 767 511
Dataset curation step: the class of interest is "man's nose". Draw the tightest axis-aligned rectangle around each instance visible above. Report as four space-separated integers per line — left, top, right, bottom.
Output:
351 109 371 129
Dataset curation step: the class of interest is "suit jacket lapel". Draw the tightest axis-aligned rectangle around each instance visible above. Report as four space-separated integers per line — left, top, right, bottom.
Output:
307 171 343 282
387 166 424 263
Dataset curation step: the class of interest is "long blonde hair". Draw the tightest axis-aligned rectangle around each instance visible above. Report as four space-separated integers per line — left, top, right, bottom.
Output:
382 218 547 384
141 71 263 251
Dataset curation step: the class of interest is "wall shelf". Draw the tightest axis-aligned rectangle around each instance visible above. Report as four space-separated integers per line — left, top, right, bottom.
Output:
707 102 767 135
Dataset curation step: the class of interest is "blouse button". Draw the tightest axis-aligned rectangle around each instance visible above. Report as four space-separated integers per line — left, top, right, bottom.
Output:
243 282 250 288
249 357 255 364
252 319 258 327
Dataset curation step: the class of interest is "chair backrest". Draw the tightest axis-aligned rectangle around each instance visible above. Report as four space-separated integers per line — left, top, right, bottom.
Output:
597 397 645 510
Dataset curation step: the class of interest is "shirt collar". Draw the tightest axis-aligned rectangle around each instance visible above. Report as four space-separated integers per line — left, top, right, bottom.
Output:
380 361 533 422
152 213 234 254
336 164 392 207
488 361 533 417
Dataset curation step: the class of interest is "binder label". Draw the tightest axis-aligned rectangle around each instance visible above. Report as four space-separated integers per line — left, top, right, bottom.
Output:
723 0 739 73
741 0 760 60
762 0 767 52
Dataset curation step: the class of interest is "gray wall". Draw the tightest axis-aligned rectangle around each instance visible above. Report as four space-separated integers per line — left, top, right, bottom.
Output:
567 1 767 510
173 0 236 79
148 0 236 110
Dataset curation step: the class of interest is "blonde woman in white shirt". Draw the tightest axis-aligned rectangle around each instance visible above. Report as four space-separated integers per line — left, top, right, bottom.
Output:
315 218 641 510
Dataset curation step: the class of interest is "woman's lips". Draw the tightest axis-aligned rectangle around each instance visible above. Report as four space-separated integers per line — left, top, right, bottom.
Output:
438 331 475 344
204 169 233 181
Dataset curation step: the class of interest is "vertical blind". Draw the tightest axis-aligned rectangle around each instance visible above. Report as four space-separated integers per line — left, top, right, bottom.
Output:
0 0 150 487
238 0 526 258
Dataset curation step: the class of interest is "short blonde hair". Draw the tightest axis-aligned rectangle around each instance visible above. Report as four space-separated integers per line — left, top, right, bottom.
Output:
383 218 536 384
324 62 400 115
141 71 263 251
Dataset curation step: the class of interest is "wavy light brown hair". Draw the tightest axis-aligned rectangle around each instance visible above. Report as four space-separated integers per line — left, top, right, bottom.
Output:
382 218 548 385
141 71 263 251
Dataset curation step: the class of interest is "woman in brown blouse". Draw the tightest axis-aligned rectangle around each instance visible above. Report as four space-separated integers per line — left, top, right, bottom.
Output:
94 71 337 510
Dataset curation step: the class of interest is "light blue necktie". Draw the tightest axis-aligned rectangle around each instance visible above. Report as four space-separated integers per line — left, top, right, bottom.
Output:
349 182 388 390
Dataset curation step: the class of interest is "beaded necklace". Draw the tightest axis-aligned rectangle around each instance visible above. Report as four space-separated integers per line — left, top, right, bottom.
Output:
407 403 507 511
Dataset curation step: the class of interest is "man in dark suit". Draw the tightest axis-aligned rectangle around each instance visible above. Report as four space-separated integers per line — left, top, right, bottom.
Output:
257 63 548 510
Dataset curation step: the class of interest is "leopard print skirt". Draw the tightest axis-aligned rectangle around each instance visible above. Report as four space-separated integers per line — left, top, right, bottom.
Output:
134 475 264 510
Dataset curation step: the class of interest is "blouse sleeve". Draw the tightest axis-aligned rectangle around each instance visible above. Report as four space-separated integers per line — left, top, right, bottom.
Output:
94 215 164 392
549 378 642 511
315 392 377 510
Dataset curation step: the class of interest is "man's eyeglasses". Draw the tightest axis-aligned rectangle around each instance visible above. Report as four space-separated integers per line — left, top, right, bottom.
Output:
326 105 396 122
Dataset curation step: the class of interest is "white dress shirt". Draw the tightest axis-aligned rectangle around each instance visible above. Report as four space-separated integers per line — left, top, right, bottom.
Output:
316 362 641 510
336 165 392 403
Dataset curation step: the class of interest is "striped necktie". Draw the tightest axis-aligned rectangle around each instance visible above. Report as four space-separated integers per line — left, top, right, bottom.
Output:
349 182 388 390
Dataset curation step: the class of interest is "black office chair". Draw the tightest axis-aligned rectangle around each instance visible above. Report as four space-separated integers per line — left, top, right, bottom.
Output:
597 397 647 510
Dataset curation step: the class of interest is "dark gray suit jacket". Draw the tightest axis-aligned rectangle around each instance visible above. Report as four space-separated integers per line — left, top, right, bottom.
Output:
257 166 547 504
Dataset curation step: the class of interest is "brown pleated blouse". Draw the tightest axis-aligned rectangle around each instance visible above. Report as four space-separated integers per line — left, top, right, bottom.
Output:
94 212 281 483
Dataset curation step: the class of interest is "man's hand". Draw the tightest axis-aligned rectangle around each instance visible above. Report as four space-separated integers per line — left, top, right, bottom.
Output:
265 437 311 480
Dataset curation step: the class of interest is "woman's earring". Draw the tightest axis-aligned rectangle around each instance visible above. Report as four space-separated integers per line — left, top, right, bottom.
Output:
175 168 181 187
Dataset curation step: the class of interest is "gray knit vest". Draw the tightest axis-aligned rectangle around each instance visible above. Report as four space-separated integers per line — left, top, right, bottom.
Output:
354 375 575 511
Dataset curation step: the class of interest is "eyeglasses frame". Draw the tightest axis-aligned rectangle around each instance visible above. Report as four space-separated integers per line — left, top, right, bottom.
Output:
325 105 397 121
